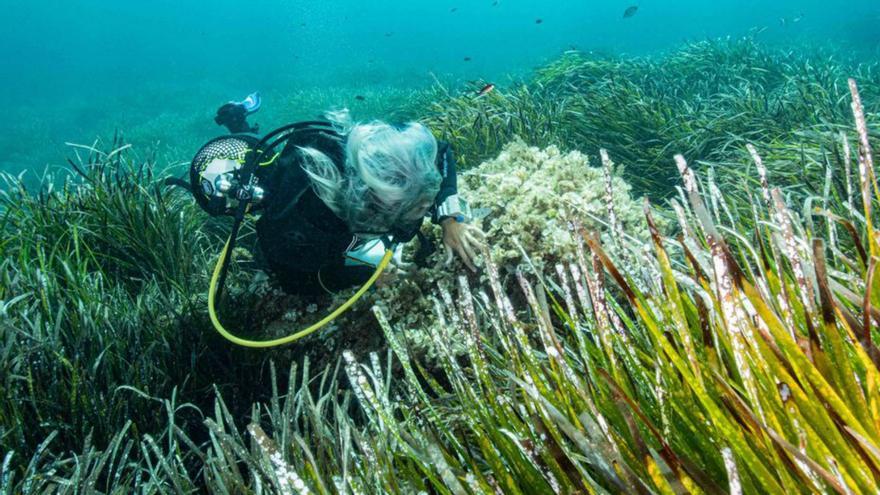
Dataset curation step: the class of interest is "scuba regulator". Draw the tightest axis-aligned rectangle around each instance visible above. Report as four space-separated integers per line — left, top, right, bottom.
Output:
186 119 396 348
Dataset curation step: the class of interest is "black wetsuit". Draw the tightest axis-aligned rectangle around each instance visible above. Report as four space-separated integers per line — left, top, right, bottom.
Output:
252 122 458 295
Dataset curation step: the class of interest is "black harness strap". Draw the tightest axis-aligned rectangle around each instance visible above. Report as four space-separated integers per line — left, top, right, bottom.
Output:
213 122 342 302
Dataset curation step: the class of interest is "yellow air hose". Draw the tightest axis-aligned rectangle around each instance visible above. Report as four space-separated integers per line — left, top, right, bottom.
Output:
208 233 393 348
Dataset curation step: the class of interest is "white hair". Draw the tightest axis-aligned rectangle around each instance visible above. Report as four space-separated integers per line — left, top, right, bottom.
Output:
298 115 441 236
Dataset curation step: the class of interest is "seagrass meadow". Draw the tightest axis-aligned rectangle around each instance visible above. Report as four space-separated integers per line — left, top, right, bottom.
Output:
3 39 880 494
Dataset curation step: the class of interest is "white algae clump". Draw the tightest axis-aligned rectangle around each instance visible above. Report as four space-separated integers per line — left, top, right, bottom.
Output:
459 138 646 269
373 139 650 356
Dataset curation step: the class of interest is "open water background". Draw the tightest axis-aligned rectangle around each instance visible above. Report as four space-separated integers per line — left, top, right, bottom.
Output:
1 0 877 178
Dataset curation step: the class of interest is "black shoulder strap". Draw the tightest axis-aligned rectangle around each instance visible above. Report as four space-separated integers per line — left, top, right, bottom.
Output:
260 121 342 154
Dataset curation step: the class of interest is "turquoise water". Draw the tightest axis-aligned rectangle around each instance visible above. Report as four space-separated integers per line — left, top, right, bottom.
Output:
1 0 878 178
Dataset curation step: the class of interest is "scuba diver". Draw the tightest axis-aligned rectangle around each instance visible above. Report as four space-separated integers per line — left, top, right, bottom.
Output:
187 92 484 301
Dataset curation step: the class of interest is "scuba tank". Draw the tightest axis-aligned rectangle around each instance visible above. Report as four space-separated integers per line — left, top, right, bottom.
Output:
187 135 266 217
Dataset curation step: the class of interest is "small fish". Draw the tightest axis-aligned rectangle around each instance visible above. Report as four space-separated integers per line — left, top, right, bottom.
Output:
492 0 498 5
463 56 472 62
354 95 366 101
299 22 307 27
535 18 543 24
623 5 639 18
476 83 496 97
792 13 804 23
450 7 458 13
779 17 786 27
384 32 394 37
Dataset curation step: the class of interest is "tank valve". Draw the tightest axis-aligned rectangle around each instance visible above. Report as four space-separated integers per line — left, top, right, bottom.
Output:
214 176 234 197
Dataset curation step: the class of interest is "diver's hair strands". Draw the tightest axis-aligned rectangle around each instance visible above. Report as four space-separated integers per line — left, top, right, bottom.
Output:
297 146 341 211
298 120 442 236
323 108 355 133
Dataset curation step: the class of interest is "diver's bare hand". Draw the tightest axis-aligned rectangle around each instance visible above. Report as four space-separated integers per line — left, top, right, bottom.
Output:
441 218 487 272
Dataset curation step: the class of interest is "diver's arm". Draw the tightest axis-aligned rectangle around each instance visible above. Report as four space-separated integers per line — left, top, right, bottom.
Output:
430 142 486 271
389 222 423 244
388 142 457 243
431 142 459 224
